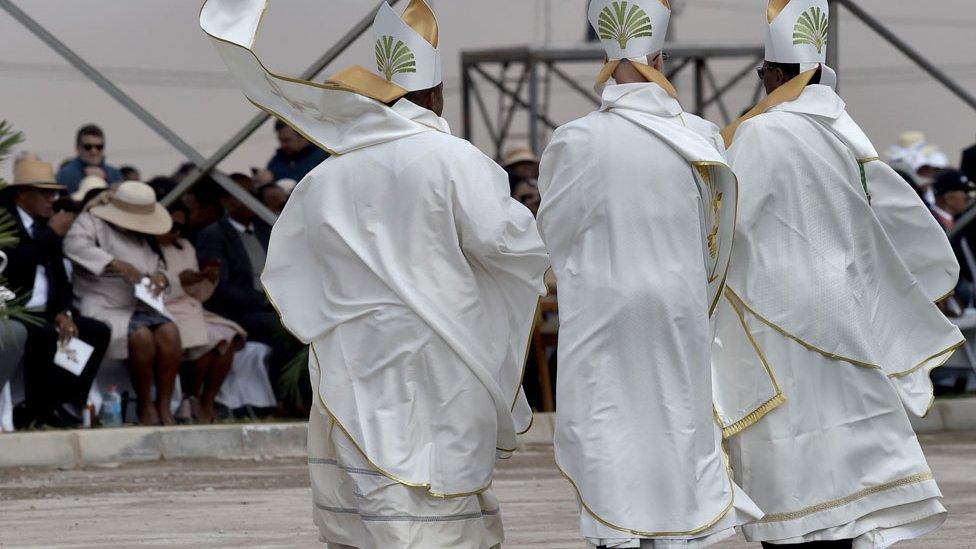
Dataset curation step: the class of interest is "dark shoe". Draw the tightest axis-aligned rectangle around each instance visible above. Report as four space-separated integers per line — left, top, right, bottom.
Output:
12 402 35 430
37 406 83 429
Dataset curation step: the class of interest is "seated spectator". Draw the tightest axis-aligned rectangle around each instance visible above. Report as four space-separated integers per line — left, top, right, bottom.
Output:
159 203 245 423
2 160 110 429
119 165 141 183
196 180 301 403
257 182 288 214
70 175 109 209
511 175 541 217
931 171 974 231
179 175 224 243
502 146 540 184
266 119 329 182
0 320 27 398
230 171 259 192
63 182 182 425
962 135 976 184
55 124 124 194
275 178 298 195
171 162 198 183
147 176 177 202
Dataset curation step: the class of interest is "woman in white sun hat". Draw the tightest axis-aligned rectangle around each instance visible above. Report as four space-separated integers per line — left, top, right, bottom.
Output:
64 181 184 426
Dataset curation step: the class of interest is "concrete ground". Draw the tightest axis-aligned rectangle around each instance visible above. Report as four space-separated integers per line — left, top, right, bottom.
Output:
0 431 973 548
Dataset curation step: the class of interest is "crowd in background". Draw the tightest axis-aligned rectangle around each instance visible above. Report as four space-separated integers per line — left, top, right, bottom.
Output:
0 121 321 429
1 120 974 430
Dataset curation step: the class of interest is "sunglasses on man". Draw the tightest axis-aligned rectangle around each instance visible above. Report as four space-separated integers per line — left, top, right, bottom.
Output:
81 143 105 151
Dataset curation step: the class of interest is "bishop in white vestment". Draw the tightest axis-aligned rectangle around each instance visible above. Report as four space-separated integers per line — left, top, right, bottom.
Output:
201 2 549 547
537 2 763 547
713 1 963 547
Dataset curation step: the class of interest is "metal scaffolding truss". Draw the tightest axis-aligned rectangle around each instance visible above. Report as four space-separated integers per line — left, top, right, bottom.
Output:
460 42 764 158
3 0 975 225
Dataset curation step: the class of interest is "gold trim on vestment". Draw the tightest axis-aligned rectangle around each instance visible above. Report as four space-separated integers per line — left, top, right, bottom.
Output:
767 0 791 23
597 60 679 99
757 472 935 523
887 341 964 380
720 68 819 148
726 288 880 370
262 274 536 495
309 344 495 499
693 161 739 317
722 394 786 439
718 290 786 438
724 288 965 419
555 452 737 537
932 288 956 305
200 0 408 108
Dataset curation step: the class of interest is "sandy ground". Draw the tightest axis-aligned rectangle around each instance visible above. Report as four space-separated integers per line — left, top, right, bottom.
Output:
0 431 974 548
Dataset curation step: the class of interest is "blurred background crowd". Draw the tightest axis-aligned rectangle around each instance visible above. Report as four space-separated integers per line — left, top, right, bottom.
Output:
2 116 974 432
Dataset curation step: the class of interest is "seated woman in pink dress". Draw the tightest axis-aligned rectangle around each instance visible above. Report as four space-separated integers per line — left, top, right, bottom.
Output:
159 204 246 423
64 182 182 426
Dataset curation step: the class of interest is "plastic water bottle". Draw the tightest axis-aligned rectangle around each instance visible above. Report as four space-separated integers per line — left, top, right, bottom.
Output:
99 385 123 427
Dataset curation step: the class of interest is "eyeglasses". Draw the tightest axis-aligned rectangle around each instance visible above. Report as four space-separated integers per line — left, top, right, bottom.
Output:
81 143 104 151
756 66 766 80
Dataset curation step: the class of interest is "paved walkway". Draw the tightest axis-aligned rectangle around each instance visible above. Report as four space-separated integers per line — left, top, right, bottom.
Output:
0 431 973 548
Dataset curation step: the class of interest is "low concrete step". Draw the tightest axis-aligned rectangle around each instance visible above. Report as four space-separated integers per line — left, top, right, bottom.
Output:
2 399 974 469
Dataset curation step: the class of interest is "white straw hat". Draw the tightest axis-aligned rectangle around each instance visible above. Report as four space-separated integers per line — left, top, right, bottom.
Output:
71 175 109 202
90 181 172 235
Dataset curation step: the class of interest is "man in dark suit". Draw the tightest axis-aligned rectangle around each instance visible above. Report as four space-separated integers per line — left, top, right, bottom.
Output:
195 182 299 401
2 159 110 428
962 138 976 184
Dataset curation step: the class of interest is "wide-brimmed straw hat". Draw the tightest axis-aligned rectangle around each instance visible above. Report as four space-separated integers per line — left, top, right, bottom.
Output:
502 146 539 168
90 181 172 235
10 159 65 190
70 175 109 202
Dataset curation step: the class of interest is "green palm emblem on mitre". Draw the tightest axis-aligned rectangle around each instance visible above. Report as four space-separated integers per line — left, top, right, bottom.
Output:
793 6 828 53
598 1 653 50
375 35 417 81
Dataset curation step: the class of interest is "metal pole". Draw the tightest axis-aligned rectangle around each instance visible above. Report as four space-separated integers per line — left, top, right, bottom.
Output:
163 0 403 208
469 65 559 132
827 0 839 90
494 67 531 158
547 63 601 107
694 58 706 116
461 64 473 142
837 0 976 112
528 59 540 154
0 0 276 223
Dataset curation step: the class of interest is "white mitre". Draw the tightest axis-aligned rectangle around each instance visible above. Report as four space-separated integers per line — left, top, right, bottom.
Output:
587 0 677 95
764 0 836 87
588 0 670 62
200 0 443 156
372 0 442 92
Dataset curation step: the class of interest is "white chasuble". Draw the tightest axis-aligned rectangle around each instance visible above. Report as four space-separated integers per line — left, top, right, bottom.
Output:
263 97 548 501
716 83 957 545
538 82 762 545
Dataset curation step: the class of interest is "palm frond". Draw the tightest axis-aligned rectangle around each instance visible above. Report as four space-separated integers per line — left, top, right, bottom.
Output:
278 346 310 410
0 120 25 172
792 6 829 53
375 36 417 81
598 1 653 49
